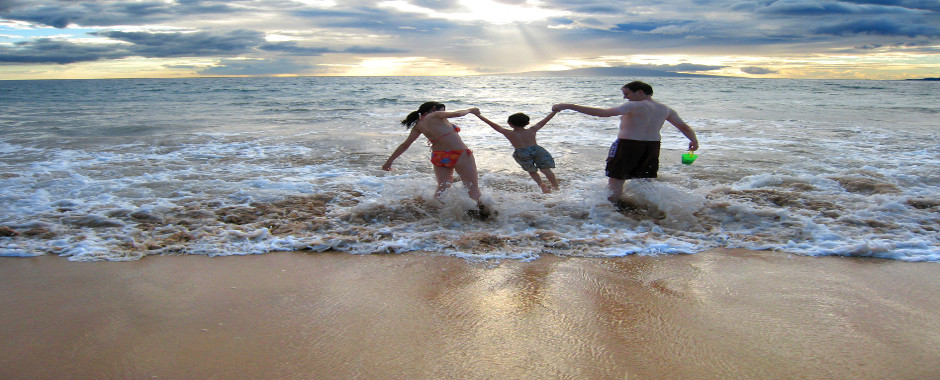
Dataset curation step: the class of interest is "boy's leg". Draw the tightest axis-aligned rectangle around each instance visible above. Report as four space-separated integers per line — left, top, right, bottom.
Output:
540 168 560 189
527 171 550 193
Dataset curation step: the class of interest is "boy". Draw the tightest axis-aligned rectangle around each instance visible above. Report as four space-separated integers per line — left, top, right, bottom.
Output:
471 109 560 193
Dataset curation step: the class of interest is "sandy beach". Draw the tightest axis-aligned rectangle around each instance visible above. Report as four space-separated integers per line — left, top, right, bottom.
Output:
1 249 938 379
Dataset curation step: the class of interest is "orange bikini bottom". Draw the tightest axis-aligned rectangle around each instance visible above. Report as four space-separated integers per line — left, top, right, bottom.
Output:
430 149 471 168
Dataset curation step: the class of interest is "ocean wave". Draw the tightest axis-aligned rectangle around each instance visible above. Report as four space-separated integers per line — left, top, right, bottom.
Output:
1 76 938 262
1 169 937 262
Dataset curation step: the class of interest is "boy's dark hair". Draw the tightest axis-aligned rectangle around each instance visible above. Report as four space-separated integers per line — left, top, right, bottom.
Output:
623 81 653 96
507 113 530 127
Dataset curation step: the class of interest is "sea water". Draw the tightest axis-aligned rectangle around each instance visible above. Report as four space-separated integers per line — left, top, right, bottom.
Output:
0 76 937 262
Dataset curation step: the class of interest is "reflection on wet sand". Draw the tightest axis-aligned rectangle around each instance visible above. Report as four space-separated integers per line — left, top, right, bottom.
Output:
1 250 938 379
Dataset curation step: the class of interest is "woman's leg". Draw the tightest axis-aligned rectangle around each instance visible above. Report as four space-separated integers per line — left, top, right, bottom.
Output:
452 151 481 201
432 165 454 198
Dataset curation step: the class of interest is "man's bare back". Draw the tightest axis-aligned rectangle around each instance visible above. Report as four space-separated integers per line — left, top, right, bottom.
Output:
552 84 698 151
551 80 698 205
613 99 673 141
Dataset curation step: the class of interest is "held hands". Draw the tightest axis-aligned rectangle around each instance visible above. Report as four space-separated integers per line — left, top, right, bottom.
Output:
551 104 571 112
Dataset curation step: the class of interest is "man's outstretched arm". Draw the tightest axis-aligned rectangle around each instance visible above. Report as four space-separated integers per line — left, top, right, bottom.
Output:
553 103 622 117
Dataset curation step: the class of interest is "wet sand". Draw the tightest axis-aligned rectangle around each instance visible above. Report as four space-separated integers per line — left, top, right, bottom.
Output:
1 249 938 379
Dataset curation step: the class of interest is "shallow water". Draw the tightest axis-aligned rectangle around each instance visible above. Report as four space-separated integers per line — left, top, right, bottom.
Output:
0 76 938 261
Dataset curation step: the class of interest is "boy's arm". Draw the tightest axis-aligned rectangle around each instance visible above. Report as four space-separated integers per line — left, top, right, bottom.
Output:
473 112 508 133
529 110 558 132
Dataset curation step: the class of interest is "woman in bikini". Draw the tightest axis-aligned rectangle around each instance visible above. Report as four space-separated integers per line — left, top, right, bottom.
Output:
382 102 491 219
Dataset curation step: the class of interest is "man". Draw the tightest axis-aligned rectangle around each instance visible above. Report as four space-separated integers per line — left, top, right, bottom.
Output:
553 81 699 208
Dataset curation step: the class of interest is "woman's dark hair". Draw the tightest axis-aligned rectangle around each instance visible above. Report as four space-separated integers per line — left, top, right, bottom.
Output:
401 101 445 128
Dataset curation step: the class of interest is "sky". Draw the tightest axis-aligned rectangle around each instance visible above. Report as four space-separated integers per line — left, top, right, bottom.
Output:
0 0 938 80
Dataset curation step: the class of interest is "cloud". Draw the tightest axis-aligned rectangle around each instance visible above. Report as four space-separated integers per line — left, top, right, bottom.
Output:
665 63 725 72
0 38 126 63
260 41 334 55
0 0 23 13
93 30 266 57
830 0 940 12
647 24 699 36
259 41 406 55
0 0 259 28
612 22 666 34
1 0 937 79
567 4 624 14
813 17 940 37
741 66 778 74
412 0 462 11
292 5 456 33
0 27 408 64
197 57 322 76
756 0 915 15
737 0 940 39
3 1 171 28
341 45 407 53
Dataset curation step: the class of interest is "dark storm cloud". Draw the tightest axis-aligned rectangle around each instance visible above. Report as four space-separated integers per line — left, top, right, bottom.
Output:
0 0 22 13
840 0 940 12
835 39 935 52
0 38 126 63
0 0 242 28
756 0 920 15
3 1 172 28
260 41 334 55
0 30 262 64
92 30 266 57
813 17 940 37
0 29 403 64
292 5 456 33
545 0 939 41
